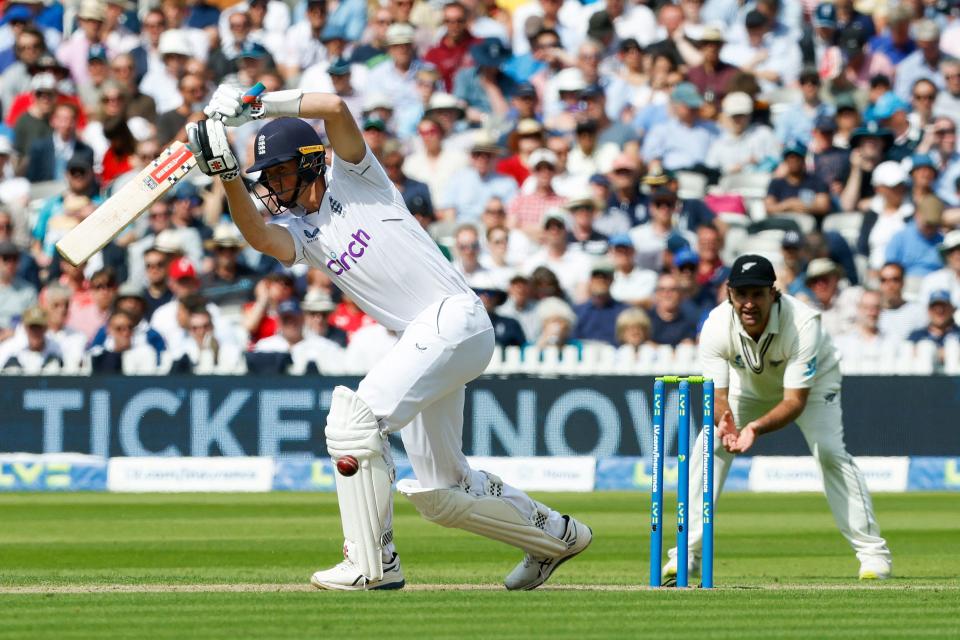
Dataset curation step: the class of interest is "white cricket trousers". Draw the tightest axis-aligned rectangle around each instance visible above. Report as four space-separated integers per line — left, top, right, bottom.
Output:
672 386 891 564
355 293 567 547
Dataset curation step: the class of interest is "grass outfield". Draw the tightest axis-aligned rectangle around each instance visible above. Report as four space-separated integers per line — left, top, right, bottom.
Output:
1 492 958 639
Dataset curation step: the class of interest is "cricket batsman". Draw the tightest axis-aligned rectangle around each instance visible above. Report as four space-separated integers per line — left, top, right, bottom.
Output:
185 86 591 591
664 255 892 582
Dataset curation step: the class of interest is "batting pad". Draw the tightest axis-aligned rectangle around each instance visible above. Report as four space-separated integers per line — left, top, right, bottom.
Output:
398 477 568 557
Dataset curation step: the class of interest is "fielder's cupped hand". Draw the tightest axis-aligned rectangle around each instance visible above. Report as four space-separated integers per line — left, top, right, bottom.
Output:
186 119 239 181
717 410 755 454
204 84 261 127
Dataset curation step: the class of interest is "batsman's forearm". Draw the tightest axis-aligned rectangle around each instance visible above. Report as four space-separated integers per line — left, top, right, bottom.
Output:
223 180 269 250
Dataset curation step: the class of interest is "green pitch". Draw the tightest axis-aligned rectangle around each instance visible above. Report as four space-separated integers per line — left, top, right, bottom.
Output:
1 492 958 639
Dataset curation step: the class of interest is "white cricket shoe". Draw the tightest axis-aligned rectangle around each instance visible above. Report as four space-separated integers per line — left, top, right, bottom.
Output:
858 557 892 581
311 549 405 591
660 553 700 586
504 515 592 591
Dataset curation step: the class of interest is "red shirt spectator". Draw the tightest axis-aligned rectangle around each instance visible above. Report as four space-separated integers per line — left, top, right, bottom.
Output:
329 297 375 341
6 91 88 131
423 2 479 91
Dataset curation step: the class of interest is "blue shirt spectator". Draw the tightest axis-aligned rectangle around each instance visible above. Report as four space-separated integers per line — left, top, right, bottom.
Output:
907 290 960 346
572 268 627 345
649 272 699 346
641 83 718 172
885 198 946 277
892 20 945 100
438 141 518 223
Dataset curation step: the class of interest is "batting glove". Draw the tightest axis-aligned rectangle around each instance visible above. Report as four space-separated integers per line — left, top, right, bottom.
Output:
203 84 303 126
186 119 240 181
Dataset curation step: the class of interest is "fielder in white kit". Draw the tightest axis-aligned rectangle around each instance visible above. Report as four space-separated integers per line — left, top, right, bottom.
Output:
186 86 592 591
664 255 892 582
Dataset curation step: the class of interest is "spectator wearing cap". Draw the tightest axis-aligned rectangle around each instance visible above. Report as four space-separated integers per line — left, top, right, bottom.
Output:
543 66 587 133
25 102 93 183
799 2 837 68
302 290 348 348
155 72 206 147
200 224 257 315
367 23 429 116
68 267 118 341
77 43 112 113
867 5 915 65
908 290 960 352
885 194 946 278
893 19 945 102
649 272 698 346
254 299 345 371
274 1 324 82
0 305 63 373
630 187 695 272
920 230 960 309
0 26 46 116
777 229 807 294
424 1 480 92
642 168 716 233
607 233 656 307
574 40 631 123
706 91 780 176
831 93 860 150
453 37 516 124
139 29 195 114
31 152 100 267
151 257 230 350
472 273 526 347
765 141 832 219
908 152 939 204
35 193 96 263
55 0 109 87
687 27 738 109
871 92 920 162
839 121 894 212
0 239 36 339
223 42 272 94
507 148 566 236
581 83 638 152
437 130 515 223
11 71 57 161
522 210 593 303
856 161 913 273
876 261 926 341
933 60 960 124
672 246 722 317
572 262 627 346
795 257 861 335
567 118 620 182
641 82 718 174
564 192 608 257
809 115 849 203
720 10 801 92
89 283 167 358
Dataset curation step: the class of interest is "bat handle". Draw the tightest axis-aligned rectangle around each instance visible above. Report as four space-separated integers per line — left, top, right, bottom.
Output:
242 82 266 105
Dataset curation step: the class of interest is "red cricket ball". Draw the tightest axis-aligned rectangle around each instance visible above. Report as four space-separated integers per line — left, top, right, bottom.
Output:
336 455 360 477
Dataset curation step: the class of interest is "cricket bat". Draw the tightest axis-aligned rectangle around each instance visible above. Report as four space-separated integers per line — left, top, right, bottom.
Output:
56 82 266 266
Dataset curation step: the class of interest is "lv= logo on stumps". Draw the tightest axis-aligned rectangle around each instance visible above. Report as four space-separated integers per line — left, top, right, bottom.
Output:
650 376 715 589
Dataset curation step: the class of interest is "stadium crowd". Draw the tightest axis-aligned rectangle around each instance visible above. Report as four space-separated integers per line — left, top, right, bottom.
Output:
1 0 960 375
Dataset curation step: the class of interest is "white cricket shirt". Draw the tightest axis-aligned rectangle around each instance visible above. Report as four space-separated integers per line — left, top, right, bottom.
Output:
270 146 474 332
698 294 841 401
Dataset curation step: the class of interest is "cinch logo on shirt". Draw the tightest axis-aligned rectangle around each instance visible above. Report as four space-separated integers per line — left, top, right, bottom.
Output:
327 228 372 276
